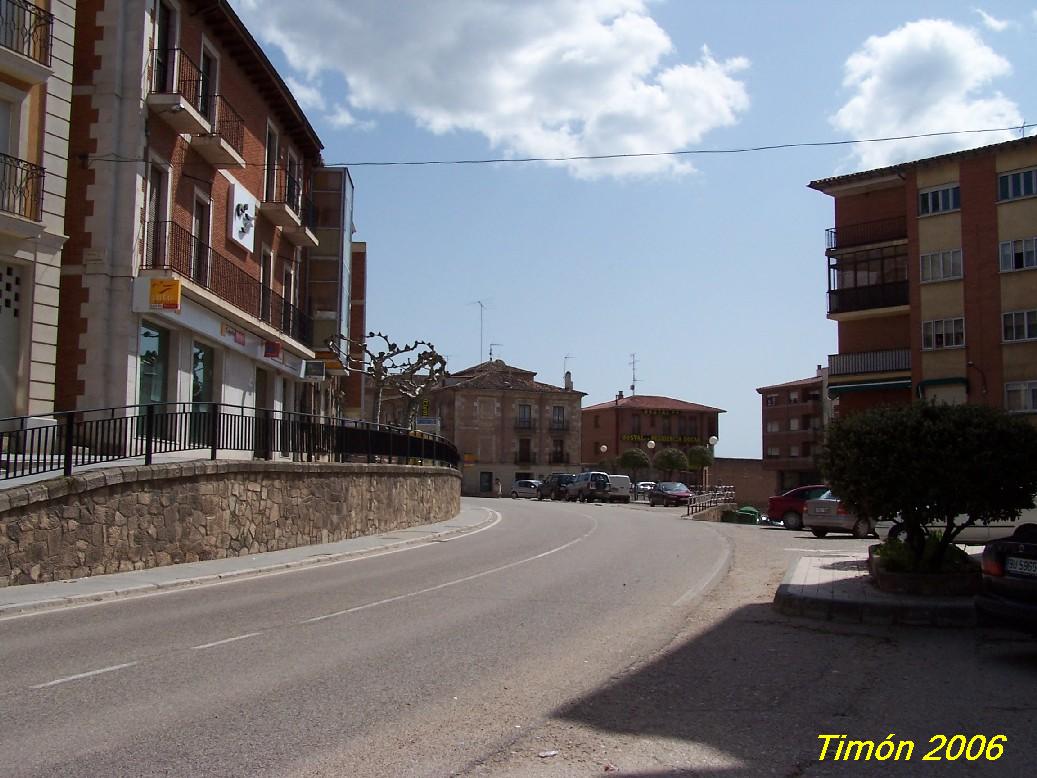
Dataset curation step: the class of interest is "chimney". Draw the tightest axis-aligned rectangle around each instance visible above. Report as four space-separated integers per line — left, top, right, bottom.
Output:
617 390 624 402
564 370 573 391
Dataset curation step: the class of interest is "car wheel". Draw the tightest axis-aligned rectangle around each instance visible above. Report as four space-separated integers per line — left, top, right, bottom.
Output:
852 518 870 539
782 511 803 531
510 491 518 498
811 528 828 538
649 498 656 507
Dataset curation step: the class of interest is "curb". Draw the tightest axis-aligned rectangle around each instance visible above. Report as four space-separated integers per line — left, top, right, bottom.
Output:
773 558 977 628
0 514 496 619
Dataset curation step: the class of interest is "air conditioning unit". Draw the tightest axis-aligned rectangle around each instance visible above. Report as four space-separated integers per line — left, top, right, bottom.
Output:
300 360 327 381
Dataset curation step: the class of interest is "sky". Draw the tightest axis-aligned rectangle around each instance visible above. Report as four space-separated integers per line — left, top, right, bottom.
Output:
230 0 1037 458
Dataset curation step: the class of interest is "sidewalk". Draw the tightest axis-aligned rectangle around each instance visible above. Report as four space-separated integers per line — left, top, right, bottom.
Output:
0 505 495 618
774 552 977 628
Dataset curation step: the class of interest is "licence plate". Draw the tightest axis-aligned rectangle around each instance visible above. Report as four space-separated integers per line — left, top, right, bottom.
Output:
1006 557 1037 577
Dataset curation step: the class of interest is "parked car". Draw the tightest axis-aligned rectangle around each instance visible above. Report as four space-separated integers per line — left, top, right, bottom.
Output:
766 484 829 531
538 473 575 500
976 523 1037 633
803 490 874 538
875 504 1037 545
635 481 656 499
567 471 611 502
510 479 542 499
607 474 632 503
647 482 692 507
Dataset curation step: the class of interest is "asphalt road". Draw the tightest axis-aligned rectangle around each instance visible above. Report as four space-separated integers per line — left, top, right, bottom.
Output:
0 497 729 777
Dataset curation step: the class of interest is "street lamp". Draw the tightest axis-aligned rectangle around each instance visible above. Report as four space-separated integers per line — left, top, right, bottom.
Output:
705 436 718 488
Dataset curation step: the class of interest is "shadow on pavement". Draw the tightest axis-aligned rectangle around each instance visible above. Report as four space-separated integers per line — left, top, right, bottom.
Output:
552 602 1036 775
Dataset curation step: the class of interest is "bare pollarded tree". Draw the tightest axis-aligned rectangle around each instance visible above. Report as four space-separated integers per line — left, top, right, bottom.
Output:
328 332 447 425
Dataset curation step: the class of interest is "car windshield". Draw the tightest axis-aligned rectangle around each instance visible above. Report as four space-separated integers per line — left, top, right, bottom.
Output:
819 490 835 500
660 482 688 492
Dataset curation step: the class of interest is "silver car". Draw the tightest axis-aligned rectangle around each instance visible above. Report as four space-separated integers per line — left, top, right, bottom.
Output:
803 491 875 539
510 479 542 499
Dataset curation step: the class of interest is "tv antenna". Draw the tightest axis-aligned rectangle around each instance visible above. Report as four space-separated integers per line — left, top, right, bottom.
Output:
563 353 573 375
468 299 491 362
629 353 638 395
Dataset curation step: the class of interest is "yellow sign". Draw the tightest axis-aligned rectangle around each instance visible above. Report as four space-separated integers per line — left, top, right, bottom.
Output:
149 278 182 310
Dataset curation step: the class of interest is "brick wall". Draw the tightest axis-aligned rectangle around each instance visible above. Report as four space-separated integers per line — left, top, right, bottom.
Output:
709 457 772 510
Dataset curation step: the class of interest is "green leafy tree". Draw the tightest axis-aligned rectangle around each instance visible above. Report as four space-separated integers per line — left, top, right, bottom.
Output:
820 401 1037 571
653 447 689 481
684 445 714 481
619 447 651 481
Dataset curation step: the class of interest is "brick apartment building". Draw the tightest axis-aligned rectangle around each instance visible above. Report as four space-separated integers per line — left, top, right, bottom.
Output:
57 0 351 420
383 360 584 496
756 370 830 492
810 135 1037 421
581 392 723 478
0 0 75 420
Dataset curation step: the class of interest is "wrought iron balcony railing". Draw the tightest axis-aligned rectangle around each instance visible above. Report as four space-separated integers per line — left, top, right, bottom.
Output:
204 94 245 157
514 418 535 431
150 48 203 107
0 0 53 67
548 452 570 465
0 151 43 222
514 452 537 464
142 221 311 343
548 419 569 432
826 216 907 251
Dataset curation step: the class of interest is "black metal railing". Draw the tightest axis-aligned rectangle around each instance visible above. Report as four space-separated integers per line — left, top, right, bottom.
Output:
149 48 203 109
0 151 43 222
548 419 569 432
828 280 909 315
514 419 535 431
297 191 316 232
206 94 244 157
548 453 569 465
0 403 461 481
264 167 303 214
143 221 312 343
0 0 53 67
826 216 906 251
514 452 537 465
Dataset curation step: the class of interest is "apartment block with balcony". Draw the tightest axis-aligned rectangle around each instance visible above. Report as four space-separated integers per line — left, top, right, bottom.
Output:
382 360 585 496
810 135 1037 422
757 372 828 492
57 0 328 419
0 0 74 420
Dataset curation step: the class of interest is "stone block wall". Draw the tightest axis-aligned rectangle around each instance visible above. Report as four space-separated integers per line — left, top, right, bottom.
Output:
0 461 461 586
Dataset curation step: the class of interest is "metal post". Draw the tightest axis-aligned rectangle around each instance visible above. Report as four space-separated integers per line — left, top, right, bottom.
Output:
144 404 155 466
210 401 219 461
366 424 373 464
63 411 75 477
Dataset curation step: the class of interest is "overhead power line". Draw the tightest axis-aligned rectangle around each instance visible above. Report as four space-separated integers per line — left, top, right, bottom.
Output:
82 123 1035 169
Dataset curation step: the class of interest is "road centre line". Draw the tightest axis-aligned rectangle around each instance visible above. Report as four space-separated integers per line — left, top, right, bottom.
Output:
31 662 139 689
191 632 264 650
301 514 599 624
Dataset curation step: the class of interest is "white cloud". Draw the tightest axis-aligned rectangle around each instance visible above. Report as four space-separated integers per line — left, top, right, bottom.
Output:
229 0 750 179
285 77 326 112
830 19 1022 170
974 8 1012 31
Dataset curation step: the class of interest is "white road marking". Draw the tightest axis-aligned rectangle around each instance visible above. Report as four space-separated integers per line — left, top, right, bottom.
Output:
31 662 138 689
301 515 599 624
783 548 859 555
191 632 263 650
0 509 503 623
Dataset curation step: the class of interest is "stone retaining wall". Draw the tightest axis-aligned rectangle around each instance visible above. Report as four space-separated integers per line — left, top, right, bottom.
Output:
0 461 461 587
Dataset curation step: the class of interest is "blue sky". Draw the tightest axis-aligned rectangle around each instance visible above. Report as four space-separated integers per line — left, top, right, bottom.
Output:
232 1 1037 458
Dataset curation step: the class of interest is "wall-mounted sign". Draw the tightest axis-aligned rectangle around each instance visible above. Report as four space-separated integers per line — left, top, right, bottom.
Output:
621 433 702 445
421 398 430 416
264 341 282 359
148 278 181 310
220 322 247 346
300 360 327 380
227 183 258 253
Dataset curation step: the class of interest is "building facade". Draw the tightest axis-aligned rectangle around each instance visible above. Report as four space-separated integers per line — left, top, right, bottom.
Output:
383 360 585 496
57 0 330 420
810 135 1037 422
756 371 828 492
581 392 724 478
0 0 75 420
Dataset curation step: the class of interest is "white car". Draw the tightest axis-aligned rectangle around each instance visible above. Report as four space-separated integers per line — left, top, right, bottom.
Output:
510 479 542 499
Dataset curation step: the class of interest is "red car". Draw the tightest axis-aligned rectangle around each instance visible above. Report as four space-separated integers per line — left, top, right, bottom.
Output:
648 482 692 507
766 484 829 530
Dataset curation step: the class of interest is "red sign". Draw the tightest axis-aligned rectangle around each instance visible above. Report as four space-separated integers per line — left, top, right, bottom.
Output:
264 341 282 359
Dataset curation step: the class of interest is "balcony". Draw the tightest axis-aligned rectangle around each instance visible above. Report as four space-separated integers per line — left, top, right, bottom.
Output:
146 48 211 136
548 419 569 432
829 349 911 377
142 221 311 344
191 95 246 169
828 280 908 316
260 167 303 228
826 216 906 252
548 452 570 465
0 0 53 84
514 452 537 465
285 192 318 248
0 151 44 239
514 419 535 431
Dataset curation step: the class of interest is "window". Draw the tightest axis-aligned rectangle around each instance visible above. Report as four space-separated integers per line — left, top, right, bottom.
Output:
922 317 965 350
998 168 1037 202
766 420 780 433
765 394 778 407
920 249 963 282
1000 237 1037 272
593 414 600 429
139 322 170 404
631 414 640 434
199 45 218 121
1005 381 1037 412
789 445 800 458
1003 310 1037 342
766 446 780 458
264 125 279 200
789 418 800 431
789 391 799 403
918 184 960 216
